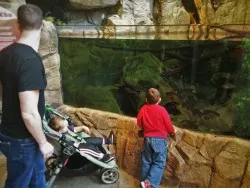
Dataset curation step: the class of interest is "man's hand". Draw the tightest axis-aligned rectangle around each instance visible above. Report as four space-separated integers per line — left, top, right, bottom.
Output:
39 141 54 159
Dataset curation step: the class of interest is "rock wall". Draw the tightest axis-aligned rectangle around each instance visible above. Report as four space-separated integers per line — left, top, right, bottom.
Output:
193 0 250 39
69 0 119 9
156 0 190 33
39 21 63 105
56 105 250 188
194 0 250 25
55 0 250 39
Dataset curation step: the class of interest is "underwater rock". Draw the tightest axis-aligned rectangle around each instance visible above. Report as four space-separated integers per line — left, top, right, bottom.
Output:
157 0 190 32
201 109 220 120
186 106 203 117
122 52 172 110
116 86 139 116
164 102 181 115
138 80 160 90
166 91 182 105
178 89 197 103
179 120 197 129
122 83 140 94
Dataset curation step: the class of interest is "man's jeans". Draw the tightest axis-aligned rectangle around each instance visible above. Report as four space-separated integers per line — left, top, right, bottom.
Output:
141 137 168 188
0 132 46 188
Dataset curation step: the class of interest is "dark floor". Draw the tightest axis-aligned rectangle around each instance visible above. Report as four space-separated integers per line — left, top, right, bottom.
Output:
52 169 139 188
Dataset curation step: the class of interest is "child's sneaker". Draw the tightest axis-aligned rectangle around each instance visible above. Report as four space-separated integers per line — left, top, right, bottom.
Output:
101 153 115 163
107 131 115 144
140 180 152 188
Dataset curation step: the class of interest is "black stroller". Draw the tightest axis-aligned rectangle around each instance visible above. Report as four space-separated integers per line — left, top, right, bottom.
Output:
43 105 119 188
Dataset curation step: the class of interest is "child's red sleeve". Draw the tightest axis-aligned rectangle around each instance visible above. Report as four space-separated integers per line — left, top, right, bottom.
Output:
162 108 175 134
137 108 143 129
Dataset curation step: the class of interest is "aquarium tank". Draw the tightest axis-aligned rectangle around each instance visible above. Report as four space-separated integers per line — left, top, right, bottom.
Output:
57 24 250 140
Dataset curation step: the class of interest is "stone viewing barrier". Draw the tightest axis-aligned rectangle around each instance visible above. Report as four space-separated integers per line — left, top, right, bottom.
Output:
1 104 250 187
55 105 250 188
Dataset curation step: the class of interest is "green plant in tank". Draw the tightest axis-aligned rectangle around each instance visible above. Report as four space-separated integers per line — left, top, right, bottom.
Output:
234 40 250 138
243 40 250 76
234 90 250 138
59 38 134 114
122 52 173 109
76 85 122 114
45 16 65 26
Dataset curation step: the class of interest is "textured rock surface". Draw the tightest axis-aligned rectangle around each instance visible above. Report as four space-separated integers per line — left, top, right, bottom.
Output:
56 105 250 188
194 0 250 25
39 21 63 105
66 9 108 26
57 0 250 39
69 0 119 9
193 0 250 39
157 0 190 32
105 0 155 35
0 154 7 188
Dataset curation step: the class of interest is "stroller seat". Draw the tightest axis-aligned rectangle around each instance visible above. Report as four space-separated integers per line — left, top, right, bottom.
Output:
42 105 119 188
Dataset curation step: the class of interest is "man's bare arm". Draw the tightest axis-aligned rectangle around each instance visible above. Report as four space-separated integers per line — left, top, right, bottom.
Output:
0 82 2 105
19 90 54 158
19 90 47 145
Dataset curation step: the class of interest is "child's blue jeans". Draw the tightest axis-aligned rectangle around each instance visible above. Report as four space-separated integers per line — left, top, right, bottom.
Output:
0 132 46 188
141 137 168 188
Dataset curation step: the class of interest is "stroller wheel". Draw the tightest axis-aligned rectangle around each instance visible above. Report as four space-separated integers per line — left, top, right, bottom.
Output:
100 168 119 184
45 156 57 169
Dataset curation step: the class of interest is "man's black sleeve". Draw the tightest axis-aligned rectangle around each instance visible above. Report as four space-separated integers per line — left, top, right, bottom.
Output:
17 58 46 92
0 51 4 82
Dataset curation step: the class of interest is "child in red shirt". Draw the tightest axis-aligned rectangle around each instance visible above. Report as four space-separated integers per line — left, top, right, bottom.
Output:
137 88 175 188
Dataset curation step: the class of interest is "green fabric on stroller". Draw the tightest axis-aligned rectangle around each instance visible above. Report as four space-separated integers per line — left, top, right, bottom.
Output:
43 105 119 187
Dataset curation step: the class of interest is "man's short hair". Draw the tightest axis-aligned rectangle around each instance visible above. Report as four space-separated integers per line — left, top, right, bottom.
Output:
17 4 43 30
146 88 161 104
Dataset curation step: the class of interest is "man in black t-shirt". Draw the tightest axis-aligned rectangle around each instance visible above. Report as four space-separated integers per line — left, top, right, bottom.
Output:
0 4 54 188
